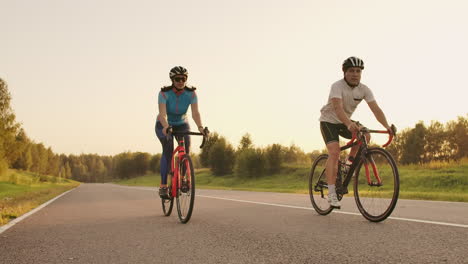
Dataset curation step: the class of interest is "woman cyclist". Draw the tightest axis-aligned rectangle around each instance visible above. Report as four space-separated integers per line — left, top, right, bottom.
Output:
155 66 206 198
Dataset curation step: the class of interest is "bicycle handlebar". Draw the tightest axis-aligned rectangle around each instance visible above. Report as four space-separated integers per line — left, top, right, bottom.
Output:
345 124 396 148
167 127 210 148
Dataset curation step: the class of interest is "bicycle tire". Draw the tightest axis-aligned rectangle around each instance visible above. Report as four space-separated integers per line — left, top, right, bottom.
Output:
161 196 174 216
354 147 399 222
161 172 174 216
176 155 195 223
309 154 333 215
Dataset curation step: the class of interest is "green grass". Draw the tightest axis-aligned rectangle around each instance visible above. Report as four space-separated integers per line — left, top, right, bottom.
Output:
115 161 468 202
0 170 80 225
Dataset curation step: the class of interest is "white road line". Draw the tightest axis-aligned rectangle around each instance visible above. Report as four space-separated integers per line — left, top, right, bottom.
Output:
0 186 79 234
108 185 468 228
198 195 468 228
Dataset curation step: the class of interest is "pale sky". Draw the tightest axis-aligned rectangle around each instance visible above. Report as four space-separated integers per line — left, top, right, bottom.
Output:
1 0 467 155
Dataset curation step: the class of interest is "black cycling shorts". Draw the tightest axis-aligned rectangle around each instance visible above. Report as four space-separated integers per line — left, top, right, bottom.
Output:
320 121 354 145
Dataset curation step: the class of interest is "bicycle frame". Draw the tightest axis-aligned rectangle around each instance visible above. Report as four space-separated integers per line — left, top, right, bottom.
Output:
167 128 208 198
339 128 394 190
170 136 188 198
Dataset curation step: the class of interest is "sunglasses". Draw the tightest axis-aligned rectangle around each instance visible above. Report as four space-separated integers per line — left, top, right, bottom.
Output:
174 77 187 82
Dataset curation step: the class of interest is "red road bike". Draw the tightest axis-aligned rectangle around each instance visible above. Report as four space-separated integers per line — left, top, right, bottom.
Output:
161 127 209 223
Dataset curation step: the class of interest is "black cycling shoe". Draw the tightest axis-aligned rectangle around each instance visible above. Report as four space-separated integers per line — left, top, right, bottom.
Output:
159 187 170 199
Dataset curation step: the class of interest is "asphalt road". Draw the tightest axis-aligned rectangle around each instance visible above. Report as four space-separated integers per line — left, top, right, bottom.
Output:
0 184 467 264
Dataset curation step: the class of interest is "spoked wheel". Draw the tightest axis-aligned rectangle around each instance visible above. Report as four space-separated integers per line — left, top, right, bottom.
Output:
176 155 195 223
309 154 333 215
354 147 399 222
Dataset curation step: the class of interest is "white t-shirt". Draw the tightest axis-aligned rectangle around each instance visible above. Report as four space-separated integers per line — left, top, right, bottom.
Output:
319 79 375 124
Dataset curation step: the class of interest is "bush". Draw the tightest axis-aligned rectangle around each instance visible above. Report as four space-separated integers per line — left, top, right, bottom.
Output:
208 137 235 176
265 144 284 173
200 133 220 168
235 148 266 178
0 158 8 177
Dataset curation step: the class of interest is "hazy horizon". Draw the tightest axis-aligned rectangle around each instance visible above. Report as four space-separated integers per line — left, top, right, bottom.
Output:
2 0 467 155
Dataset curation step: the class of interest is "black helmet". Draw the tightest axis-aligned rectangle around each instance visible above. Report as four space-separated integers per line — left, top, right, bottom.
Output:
342 57 364 72
169 66 188 79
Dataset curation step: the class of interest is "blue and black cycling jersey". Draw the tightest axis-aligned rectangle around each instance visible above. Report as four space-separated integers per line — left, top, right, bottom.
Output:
158 87 198 126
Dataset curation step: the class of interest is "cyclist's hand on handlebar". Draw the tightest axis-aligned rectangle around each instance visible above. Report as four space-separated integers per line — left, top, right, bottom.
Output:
347 122 360 134
163 126 172 136
197 126 204 134
388 124 397 136
198 126 209 136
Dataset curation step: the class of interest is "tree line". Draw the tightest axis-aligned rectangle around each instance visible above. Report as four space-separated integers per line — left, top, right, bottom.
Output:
1 77 467 182
1 78 163 182
198 115 468 177
387 117 468 164
199 132 311 177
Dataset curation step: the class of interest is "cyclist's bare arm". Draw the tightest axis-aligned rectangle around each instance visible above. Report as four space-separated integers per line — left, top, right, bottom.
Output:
331 98 359 133
190 103 205 134
367 101 391 131
158 103 170 135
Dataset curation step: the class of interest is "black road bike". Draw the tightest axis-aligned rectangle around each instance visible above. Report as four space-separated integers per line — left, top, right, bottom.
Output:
309 125 399 222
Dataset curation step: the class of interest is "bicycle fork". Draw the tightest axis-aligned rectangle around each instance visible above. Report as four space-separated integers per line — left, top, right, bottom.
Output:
363 156 382 186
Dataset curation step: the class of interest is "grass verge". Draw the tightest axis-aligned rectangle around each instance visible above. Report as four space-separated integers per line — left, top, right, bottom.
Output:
115 161 468 202
0 170 80 226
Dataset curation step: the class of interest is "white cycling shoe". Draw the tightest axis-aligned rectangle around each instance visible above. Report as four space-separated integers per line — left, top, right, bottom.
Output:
328 193 341 209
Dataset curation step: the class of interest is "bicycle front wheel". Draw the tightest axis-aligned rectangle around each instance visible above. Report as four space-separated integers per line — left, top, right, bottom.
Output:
161 172 174 216
309 154 333 215
161 196 174 216
176 155 195 223
354 147 399 222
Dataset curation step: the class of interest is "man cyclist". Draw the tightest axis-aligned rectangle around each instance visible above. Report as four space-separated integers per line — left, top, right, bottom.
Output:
319 56 393 209
155 66 206 198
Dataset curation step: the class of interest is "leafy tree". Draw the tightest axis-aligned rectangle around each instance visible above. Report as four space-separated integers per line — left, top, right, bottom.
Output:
401 122 426 164
133 152 151 175
0 78 21 167
190 153 202 169
113 152 135 179
424 121 448 162
446 115 468 160
14 143 33 171
149 154 161 173
265 144 284 173
46 148 60 176
95 159 107 182
238 133 253 151
284 144 309 164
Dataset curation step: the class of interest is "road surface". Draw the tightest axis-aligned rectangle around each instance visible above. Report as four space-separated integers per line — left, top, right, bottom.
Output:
0 184 467 263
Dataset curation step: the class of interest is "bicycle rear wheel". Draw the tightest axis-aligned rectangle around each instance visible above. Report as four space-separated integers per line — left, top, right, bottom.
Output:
309 154 333 215
176 155 195 223
354 147 399 222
